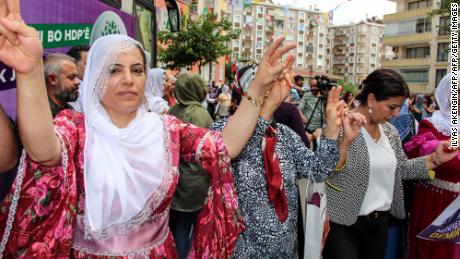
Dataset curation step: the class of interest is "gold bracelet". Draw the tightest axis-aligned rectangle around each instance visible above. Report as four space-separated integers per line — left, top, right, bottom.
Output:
427 155 440 168
245 94 263 107
335 162 346 172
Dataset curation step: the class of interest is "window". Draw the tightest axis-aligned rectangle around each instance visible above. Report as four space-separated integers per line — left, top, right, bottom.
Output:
416 18 431 33
256 30 262 36
437 42 449 61
370 57 376 64
257 6 264 13
400 69 429 83
299 12 305 18
234 15 241 22
408 0 432 10
371 36 378 45
256 41 262 48
256 54 261 60
436 69 448 87
233 40 239 46
439 16 450 36
406 47 430 58
134 1 154 54
358 25 367 33
372 27 377 34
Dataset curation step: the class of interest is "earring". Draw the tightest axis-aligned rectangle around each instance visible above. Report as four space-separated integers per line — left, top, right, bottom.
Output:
369 107 373 114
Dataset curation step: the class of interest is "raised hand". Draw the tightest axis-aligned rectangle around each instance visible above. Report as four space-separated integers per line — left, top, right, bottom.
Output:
341 110 366 144
263 56 295 107
0 0 43 74
250 36 296 96
323 85 347 140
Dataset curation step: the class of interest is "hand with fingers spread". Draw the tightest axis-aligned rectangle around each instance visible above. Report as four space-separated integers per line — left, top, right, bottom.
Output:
260 59 295 121
0 0 43 75
322 85 347 140
248 36 296 98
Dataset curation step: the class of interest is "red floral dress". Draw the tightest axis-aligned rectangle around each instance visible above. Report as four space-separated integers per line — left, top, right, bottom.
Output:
0 110 244 258
404 120 460 259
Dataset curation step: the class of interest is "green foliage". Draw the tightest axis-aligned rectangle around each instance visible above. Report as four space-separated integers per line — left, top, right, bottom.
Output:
158 13 241 71
338 79 358 95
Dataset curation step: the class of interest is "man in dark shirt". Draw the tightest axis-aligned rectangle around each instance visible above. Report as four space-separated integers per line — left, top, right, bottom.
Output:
44 53 80 117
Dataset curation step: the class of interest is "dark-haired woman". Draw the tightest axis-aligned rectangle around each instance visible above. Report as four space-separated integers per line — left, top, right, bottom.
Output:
323 69 459 259
212 65 366 258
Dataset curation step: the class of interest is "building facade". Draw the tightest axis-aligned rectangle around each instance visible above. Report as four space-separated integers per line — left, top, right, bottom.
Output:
228 2 330 74
327 21 385 85
382 0 449 94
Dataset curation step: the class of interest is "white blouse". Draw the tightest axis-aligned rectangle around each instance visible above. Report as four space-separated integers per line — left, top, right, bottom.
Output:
359 124 397 215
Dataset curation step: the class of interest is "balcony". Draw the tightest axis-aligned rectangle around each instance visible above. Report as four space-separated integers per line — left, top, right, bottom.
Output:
382 58 430 67
383 32 431 46
407 82 430 93
383 7 432 23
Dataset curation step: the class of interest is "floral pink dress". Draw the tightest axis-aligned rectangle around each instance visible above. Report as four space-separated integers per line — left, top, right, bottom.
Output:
0 110 244 258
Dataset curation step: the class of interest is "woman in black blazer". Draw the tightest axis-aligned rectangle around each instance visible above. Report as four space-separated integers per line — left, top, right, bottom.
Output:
322 69 459 259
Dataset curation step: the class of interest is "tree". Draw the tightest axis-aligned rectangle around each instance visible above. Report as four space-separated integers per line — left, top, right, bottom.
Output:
158 13 240 73
429 0 459 33
338 79 358 94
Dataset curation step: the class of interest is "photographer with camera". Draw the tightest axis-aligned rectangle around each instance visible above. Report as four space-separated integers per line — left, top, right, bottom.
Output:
298 76 336 150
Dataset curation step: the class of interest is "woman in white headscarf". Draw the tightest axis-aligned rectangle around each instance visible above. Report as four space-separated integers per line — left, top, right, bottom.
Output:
404 73 460 259
216 85 232 119
0 2 296 257
145 68 169 114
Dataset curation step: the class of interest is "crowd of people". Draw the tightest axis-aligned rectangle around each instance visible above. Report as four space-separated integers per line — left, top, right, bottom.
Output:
0 1 458 258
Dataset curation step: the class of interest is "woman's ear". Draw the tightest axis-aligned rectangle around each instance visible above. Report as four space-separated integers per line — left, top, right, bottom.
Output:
367 93 376 107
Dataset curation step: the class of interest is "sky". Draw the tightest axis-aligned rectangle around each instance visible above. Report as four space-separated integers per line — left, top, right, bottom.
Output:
271 0 397 25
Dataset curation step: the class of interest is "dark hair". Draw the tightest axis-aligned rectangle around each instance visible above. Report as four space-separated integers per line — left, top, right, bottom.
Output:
294 75 303 82
355 69 409 105
342 91 353 103
66 45 90 62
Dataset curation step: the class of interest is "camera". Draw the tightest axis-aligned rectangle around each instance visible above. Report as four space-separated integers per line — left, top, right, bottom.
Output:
314 75 337 92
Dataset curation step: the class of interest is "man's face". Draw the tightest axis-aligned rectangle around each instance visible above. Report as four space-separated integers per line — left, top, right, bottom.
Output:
309 79 318 93
296 78 304 87
55 60 80 103
76 51 88 80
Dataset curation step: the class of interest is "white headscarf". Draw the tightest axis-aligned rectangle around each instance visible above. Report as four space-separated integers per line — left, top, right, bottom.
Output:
428 73 457 136
80 34 165 238
146 68 166 97
221 84 230 94
145 68 169 114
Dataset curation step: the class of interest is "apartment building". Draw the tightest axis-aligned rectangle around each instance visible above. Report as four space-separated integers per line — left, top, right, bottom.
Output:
228 2 330 74
382 0 449 94
327 21 385 85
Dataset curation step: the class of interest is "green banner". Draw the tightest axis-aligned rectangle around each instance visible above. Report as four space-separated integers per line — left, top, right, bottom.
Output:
30 24 93 49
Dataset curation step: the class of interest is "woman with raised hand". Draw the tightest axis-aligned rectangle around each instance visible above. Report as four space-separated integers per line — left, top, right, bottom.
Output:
0 0 296 257
212 65 365 258
323 69 459 259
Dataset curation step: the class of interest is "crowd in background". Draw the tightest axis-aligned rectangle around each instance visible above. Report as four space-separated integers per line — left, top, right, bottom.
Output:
0 2 458 258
